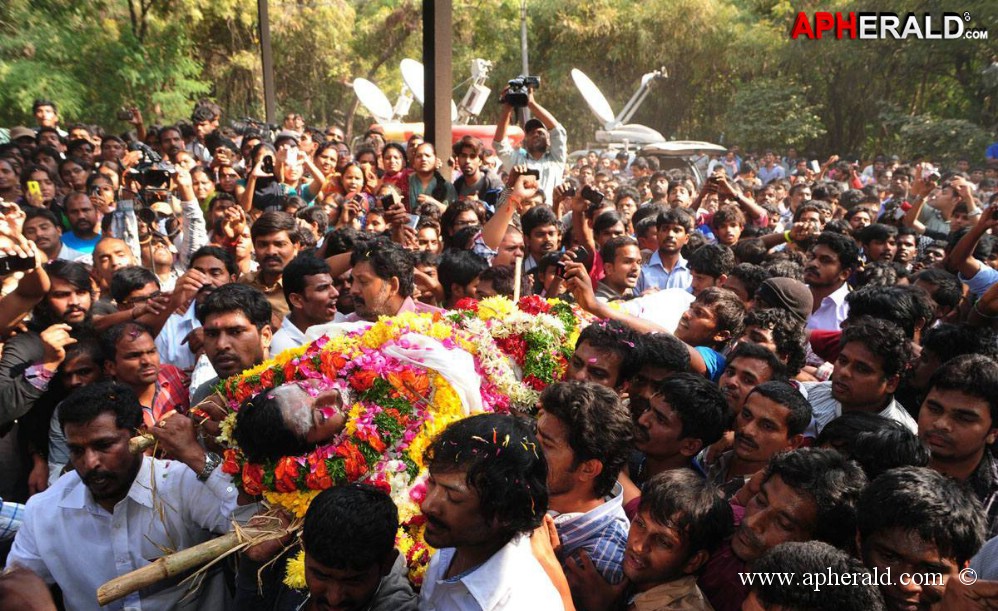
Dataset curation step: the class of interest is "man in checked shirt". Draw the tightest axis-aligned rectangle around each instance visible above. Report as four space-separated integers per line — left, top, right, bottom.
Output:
534 380 634 604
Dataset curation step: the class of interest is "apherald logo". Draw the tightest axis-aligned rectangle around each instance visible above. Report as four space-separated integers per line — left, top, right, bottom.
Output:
791 12 989 40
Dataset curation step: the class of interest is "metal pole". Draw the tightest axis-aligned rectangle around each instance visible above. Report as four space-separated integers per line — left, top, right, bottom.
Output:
520 0 530 122
423 0 453 179
258 0 276 124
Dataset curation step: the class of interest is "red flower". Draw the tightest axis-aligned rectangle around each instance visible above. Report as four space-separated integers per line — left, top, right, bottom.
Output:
221 449 241 475
274 456 300 493
496 336 528 365
523 374 547 391
242 464 264 496
454 298 479 312
518 295 550 315
305 459 334 490
349 369 377 392
337 441 369 480
283 360 298 383
260 369 275 388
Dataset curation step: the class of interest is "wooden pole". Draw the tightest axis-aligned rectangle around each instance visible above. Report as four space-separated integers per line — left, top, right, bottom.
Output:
513 256 524 302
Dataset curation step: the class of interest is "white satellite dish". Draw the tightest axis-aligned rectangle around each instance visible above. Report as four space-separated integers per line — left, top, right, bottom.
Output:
571 69 616 127
400 58 458 122
353 78 395 124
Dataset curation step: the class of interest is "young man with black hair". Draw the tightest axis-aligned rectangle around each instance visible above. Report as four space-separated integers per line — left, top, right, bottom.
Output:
918 355 998 537
628 373 727 496
627 333 691 399
743 542 886 611
717 342 788 417
571 470 732 611
859 467 985 611
699 448 868 611
858 223 899 263
453 135 504 206
596 236 642 303
688 243 734 297
710 205 745 247
271 254 338 354
948 201 998 299
191 283 273 403
565 319 642 391
912 267 963 325
101 321 189 429
240 211 301 327
0 260 93 426
236 483 417 611
904 323 998 407
436 250 489 309
6 382 256 610
802 316 916 434
721 262 767 306
804 231 860 331
702 380 810 498
419 413 562 609
735 307 808 377
816 413 929 482
535 382 633 595
635 208 694 294
520 205 561 273
157 245 239 371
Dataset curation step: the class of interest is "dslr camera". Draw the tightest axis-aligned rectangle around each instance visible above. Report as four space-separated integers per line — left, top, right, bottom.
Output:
501 76 541 108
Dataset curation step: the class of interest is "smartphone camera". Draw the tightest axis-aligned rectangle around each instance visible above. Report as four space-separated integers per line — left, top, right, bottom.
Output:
261 155 275 175
117 109 133 121
555 246 590 279
581 185 605 213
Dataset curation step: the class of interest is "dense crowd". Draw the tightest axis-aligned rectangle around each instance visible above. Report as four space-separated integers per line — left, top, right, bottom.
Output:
1 89 998 611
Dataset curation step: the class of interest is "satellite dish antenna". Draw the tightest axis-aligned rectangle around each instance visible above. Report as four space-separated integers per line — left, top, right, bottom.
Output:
353 78 395 124
571 69 616 128
401 58 458 122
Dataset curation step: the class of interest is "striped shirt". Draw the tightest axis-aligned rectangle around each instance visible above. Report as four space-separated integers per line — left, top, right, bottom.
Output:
551 483 629 584
0 497 24 541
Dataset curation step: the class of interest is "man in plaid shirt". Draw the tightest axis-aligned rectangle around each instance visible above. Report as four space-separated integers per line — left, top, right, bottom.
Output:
535 381 634 593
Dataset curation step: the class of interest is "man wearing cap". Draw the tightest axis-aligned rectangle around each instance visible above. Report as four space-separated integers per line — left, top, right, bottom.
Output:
7 127 37 155
753 277 814 324
492 85 567 204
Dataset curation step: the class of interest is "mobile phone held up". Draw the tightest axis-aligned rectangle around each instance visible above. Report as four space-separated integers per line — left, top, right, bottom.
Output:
0 253 36 275
26 180 41 198
581 185 605 214
556 246 589 279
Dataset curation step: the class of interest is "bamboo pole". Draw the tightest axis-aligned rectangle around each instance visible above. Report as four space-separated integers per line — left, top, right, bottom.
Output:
513 255 524 302
97 532 243 606
128 410 176 454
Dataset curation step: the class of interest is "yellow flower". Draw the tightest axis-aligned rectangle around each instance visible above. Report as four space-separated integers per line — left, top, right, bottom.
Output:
477 296 513 322
282 549 306 590
343 403 364 436
263 490 322 519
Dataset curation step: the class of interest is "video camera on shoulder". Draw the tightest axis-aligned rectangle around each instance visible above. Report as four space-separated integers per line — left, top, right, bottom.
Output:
125 141 177 204
501 76 541 108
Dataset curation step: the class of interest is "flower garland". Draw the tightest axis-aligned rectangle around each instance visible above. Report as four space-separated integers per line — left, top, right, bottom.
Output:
217 299 589 588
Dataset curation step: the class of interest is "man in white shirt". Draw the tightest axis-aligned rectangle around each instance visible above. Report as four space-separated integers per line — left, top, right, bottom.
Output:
6 381 256 611
270 253 338 356
492 87 567 204
803 232 859 331
800 317 917 435
157 246 238 372
419 414 563 611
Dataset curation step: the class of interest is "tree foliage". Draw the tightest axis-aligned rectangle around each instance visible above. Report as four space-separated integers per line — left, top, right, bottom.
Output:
0 0 994 159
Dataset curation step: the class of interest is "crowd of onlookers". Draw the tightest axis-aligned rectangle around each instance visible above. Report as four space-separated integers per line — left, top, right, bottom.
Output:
1 90 998 610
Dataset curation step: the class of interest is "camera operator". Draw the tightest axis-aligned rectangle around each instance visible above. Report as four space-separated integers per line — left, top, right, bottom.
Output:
493 78 567 205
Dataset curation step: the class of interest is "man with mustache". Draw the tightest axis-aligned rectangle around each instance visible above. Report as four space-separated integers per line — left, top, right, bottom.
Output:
22 207 87 262
5 382 257 610
418 414 563 610
492 86 567 205
100 322 189 430
804 231 860 331
801 316 917 435
521 205 561 274
918 355 998 538
698 448 867 611
270 254 338 354
344 238 442 323
0 260 94 426
238 211 301 329
61 192 101 256
596 236 641 303
452 135 503 207
704 380 810 498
